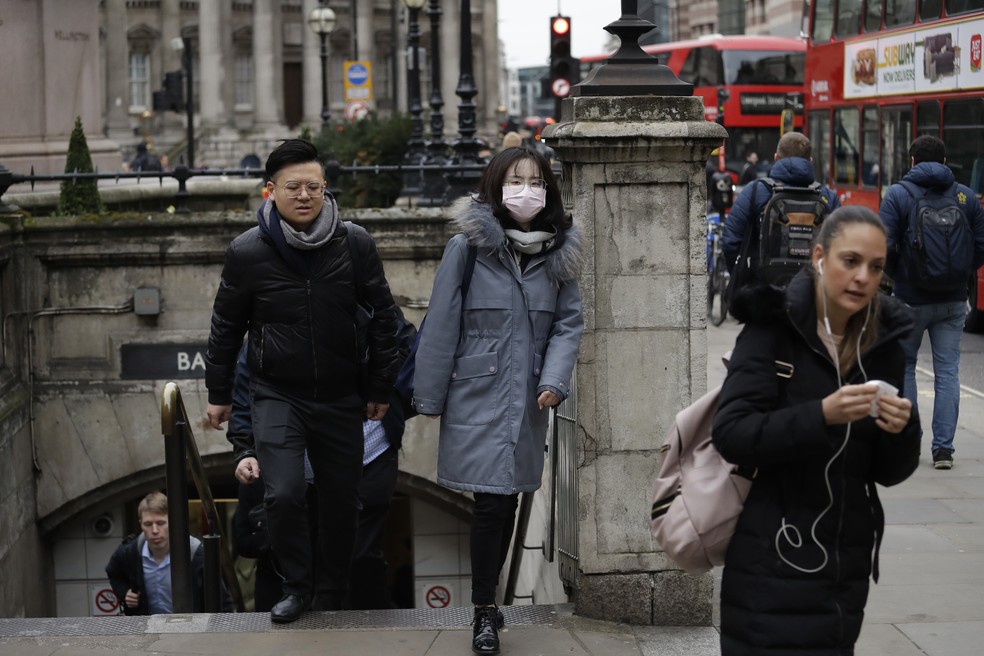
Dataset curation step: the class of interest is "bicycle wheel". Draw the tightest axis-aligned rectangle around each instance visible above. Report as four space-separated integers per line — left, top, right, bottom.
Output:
709 251 729 326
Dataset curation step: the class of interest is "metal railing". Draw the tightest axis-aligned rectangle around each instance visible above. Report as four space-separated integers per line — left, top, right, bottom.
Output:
160 382 244 612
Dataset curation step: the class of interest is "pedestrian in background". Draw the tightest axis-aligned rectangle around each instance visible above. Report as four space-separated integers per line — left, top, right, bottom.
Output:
713 206 920 654
412 146 583 655
879 135 984 470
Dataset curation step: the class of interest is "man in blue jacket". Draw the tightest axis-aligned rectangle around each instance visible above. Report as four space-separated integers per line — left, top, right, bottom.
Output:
879 135 984 470
723 131 839 279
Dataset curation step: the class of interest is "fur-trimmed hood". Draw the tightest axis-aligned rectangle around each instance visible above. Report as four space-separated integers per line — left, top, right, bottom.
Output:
450 196 583 284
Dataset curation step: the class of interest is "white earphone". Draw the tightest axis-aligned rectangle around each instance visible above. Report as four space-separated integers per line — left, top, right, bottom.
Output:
817 258 824 276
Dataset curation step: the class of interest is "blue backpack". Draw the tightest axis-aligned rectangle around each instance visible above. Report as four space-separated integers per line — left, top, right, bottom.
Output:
394 244 477 418
899 181 973 292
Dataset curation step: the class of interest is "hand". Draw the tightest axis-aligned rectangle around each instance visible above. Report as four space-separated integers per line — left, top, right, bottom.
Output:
125 589 140 608
207 403 232 430
874 394 912 434
537 391 562 410
236 457 261 484
366 401 389 421
821 384 879 425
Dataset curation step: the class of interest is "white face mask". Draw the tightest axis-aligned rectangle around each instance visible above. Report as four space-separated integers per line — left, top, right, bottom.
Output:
501 184 547 223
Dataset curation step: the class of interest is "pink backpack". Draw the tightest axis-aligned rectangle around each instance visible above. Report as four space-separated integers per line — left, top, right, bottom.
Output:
650 358 789 575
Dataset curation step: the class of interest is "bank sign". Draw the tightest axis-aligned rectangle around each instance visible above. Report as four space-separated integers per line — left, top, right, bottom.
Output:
121 344 208 379
844 16 984 99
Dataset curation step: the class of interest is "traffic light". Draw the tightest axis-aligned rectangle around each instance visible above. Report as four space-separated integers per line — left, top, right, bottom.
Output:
549 16 581 118
715 86 730 126
152 70 184 112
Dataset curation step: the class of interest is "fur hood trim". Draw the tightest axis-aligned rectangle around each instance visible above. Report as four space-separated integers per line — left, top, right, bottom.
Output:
450 196 582 284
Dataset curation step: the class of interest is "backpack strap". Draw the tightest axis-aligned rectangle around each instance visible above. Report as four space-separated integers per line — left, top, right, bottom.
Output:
461 243 478 302
344 221 364 297
899 180 926 200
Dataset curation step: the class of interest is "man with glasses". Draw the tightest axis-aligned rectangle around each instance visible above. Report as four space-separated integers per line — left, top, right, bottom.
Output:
205 138 400 622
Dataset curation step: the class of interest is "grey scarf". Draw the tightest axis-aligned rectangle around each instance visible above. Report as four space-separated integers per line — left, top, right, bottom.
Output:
504 227 556 255
280 194 339 250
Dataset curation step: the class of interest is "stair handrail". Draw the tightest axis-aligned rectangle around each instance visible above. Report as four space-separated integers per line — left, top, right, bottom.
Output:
161 381 244 612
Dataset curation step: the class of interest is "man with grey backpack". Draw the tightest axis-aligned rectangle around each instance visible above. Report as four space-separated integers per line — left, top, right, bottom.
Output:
880 135 984 470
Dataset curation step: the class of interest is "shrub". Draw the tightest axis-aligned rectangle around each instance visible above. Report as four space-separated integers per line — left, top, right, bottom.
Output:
304 113 412 208
58 116 104 215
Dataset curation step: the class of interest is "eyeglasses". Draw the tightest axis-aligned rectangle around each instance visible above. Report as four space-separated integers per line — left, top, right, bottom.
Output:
503 177 547 190
274 180 326 199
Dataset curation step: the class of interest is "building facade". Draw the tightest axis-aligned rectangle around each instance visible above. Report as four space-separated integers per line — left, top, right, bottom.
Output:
670 0 803 40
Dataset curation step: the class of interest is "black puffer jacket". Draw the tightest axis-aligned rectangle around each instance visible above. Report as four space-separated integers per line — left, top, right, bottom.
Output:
711 271 920 655
206 213 399 405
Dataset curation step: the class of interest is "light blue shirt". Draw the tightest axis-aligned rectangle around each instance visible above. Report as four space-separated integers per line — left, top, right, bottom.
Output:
141 540 173 614
363 418 389 465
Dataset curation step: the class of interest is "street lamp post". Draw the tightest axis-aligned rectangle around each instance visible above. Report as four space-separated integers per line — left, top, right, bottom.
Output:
401 0 427 197
446 0 486 201
418 0 450 206
308 6 338 130
170 36 195 168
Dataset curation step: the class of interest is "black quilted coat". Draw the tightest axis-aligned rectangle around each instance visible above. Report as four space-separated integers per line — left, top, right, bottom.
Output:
206 212 399 406
711 270 921 655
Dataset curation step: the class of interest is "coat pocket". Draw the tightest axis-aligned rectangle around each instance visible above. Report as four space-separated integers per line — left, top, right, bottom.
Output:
445 351 498 426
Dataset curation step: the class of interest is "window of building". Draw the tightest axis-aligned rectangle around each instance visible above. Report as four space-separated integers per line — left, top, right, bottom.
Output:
129 51 150 111
916 100 940 137
235 52 253 108
834 107 860 184
880 105 913 194
808 109 831 184
837 0 863 37
861 107 879 187
942 99 984 194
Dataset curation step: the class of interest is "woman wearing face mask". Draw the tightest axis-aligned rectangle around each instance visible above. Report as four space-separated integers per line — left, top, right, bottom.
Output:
413 146 583 655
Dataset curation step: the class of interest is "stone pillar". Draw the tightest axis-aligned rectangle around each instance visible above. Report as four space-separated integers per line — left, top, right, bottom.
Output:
301 0 322 126
103 0 130 141
198 0 225 130
546 95 726 625
252 0 280 129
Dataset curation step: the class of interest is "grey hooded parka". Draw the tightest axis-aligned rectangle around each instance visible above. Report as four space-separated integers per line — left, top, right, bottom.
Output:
413 197 584 495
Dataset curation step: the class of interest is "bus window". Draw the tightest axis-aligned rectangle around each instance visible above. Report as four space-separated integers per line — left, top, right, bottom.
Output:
946 0 984 16
881 106 913 194
837 0 863 37
916 101 940 137
679 49 697 83
697 48 724 87
724 51 804 85
921 0 944 20
834 107 860 185
862 107 879 187
885 1 916 27
865 0 883 32
808 110 831 185
942 99 984 194
812 0 834 42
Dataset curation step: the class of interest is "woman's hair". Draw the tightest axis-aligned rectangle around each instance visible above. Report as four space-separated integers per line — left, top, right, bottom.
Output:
474 146 571 231
813 205 885 374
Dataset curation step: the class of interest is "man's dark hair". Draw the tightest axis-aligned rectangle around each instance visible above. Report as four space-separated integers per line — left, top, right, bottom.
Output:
909 135 946 164
265 139 321 180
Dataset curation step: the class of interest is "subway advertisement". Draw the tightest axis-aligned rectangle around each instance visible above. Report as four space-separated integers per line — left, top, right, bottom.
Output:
843 16 984 99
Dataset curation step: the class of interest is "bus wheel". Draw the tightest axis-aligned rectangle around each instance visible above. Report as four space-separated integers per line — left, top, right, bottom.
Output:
966 273 984 333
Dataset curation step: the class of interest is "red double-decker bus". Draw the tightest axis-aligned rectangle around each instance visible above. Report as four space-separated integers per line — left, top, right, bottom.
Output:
803 1 984 330
581 34 806 178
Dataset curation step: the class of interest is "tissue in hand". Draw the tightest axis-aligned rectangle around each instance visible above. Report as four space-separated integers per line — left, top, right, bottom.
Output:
866 380 899 418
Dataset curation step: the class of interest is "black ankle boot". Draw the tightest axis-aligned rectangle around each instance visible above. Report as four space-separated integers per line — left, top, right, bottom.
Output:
472 606 500 655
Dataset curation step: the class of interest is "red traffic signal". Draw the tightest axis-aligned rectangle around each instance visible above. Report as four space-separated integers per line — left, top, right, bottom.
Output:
551 16 570 36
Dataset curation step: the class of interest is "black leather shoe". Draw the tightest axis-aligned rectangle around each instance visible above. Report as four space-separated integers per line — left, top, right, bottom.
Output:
472 606 500 655
270 594 309 624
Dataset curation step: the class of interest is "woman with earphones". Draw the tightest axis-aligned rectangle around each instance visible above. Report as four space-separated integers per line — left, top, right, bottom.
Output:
413 145 583 655
711 206 921 655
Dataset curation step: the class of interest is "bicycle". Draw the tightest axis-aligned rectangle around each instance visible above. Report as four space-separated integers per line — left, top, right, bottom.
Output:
706 212 730 326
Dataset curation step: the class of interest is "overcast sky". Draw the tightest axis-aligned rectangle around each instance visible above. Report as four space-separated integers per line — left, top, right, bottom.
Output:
497 1 625 69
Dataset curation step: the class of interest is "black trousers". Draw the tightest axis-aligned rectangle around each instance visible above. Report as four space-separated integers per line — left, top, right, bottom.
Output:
252 381 364 604
470 492 519 605
348 445 399 609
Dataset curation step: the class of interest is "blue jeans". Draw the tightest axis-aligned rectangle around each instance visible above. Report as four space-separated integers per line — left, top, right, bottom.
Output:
899 301 966 453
